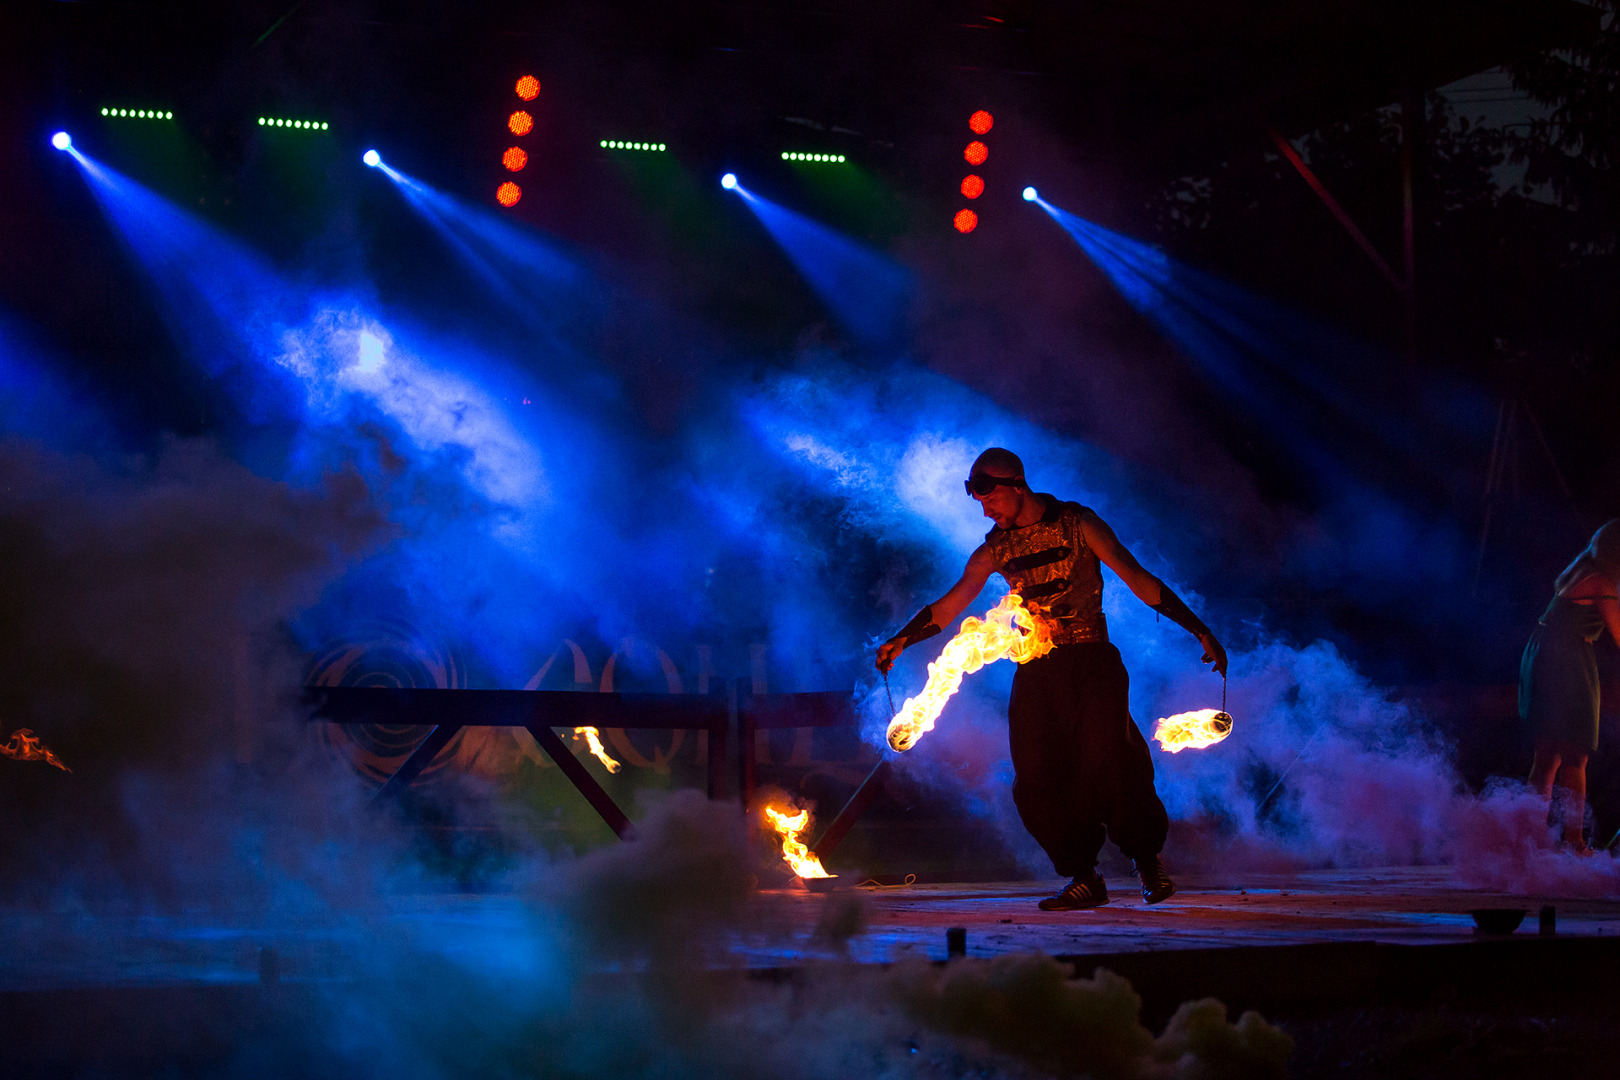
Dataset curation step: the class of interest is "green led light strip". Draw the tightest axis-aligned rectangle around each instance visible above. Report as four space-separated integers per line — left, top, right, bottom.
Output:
258 118 330 131
599 140 666 152
101 108 174 120
781 152 847 163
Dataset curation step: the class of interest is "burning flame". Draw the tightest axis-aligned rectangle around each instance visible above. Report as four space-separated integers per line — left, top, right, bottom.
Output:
1152 709 1234 753
572 727 621 772
764 805 832 879
886 593 1054 752
1 728 71 772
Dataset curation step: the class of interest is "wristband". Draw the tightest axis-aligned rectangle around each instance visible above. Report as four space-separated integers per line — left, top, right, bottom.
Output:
1152 586 1212 641
888 605 941 649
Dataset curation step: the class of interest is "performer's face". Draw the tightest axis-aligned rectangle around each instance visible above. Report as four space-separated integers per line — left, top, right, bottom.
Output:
970 470 1025 528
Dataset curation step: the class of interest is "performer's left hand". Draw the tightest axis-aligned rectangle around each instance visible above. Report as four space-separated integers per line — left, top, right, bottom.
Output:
1198 633 1228 676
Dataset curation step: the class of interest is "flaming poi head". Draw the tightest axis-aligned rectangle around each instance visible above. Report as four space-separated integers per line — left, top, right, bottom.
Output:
764 804 833 879
1152 709 1234 753
886 593 1054 753
1 728 71 773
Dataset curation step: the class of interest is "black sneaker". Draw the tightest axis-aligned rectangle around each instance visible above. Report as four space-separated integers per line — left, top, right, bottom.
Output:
1037 873 1109 910
1133 856 1174 904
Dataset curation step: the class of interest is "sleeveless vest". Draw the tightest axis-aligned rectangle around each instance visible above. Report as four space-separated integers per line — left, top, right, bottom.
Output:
983 495 1106 644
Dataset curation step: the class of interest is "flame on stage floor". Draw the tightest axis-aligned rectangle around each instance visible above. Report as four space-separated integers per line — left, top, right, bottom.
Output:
887 593 1054 752
764 805 832 879
572 727 621 772
1 728 71 772
1152 709 1233 753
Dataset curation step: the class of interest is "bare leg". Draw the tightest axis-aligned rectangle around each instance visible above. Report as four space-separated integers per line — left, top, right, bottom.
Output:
1554 753 1591 850
1528 741 1563 798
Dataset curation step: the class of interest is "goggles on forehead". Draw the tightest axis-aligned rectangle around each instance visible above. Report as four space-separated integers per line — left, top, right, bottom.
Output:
965 473 1023 497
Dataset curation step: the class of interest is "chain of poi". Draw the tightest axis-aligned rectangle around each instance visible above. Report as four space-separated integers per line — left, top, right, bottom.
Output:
886 593 1054 752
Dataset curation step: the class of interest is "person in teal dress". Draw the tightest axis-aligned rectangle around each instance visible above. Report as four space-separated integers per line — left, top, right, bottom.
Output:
1521 520 1620 852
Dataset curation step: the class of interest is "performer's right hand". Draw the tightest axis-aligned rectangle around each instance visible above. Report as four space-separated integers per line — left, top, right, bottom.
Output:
875 639 905 673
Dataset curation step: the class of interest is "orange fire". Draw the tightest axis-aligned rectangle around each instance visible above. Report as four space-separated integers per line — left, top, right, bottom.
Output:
1 728 70 772
887 593 1054 752
571 727 621 772
764 805 832 879
1152 709 1234 753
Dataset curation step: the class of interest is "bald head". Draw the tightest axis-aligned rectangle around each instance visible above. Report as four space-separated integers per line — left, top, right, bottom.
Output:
972 447 1025 482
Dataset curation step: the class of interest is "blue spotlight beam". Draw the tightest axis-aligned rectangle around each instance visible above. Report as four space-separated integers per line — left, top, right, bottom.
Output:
723 178 912 348
1029 196 1454 484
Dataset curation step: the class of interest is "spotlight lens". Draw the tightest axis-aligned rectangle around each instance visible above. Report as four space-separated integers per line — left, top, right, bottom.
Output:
961 174 985 199
508 110 534 136
51 131 71 150
496 181 522 207
964 141 989 166
720 172 737 190
515 75 541 101
1022 186 1038 201
503 146 528 172
953 208 979 233
362 149 381 167
969 110 994 135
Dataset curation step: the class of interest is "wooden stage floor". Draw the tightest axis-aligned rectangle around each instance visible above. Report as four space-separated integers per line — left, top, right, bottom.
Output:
752 865 1620 966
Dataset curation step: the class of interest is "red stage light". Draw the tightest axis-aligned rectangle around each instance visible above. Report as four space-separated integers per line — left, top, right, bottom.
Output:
969 110 994 135
503 146 528 172
508 111 534 136
515 75 540 101
953 209 978 233
961 174 984 199
964 141 988 166
497 182 522 207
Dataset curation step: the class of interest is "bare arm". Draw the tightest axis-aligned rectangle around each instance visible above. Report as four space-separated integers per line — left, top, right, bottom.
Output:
1079 508 1227 675
1566 571 1620 646
1076 508 1163 606
875 545 996 672
1599 598 1620 648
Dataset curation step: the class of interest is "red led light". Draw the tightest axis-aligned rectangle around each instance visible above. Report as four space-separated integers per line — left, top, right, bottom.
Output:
503 146 528 172
508 110 533 136
969 110 994 135
515 75 540 101
964 141 988 166
961 174 985 199
496 182 522 207
953 209 978 233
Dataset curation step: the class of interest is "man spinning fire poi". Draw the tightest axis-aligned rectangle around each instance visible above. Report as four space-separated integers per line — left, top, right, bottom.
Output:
875 449 1227 911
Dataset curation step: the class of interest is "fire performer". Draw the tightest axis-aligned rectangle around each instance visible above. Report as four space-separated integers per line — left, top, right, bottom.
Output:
876 449 1226 910
1522 520 1620 853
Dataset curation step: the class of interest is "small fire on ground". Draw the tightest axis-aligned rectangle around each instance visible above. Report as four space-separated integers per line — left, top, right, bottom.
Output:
571 727 621 772
1152 709 1233 753
887 592 1053 752
1 728 71 772
764 805 832 879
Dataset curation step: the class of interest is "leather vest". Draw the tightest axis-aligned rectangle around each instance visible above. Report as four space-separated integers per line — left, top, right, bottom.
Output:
983 495 1107 644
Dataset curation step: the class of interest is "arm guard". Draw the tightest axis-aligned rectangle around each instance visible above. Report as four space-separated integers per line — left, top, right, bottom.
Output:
887 605 941 649
1152 586 1212 641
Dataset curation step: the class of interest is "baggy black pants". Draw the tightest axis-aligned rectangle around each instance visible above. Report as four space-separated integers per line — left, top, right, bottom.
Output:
1007 641 1169 877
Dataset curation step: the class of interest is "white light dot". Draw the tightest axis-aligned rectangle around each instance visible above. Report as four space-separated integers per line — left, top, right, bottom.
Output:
101 108 108 116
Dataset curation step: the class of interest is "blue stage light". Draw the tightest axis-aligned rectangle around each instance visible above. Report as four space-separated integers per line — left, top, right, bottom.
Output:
363 149 381 168
51 131 71 150
1023 186 1037 202
721 173 737 190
